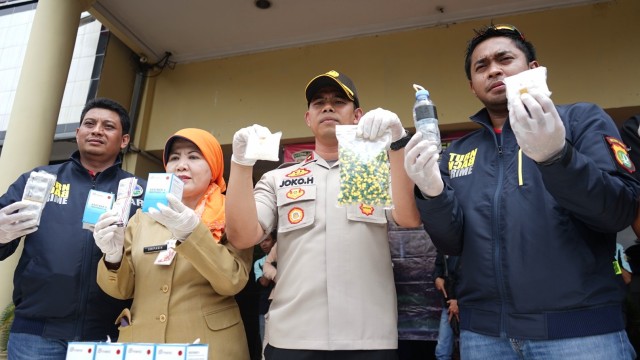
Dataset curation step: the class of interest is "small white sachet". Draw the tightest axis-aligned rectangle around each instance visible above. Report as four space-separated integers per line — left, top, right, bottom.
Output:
244 126 282 162
504 66 552 107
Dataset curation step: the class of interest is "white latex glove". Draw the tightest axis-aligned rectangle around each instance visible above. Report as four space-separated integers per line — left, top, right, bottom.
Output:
357 107 406 142
0 201 39 244
231 124 271 166
93 210 125 263
509 90 566 163
148 193 200 241
404 132 444 197
356 108 407 142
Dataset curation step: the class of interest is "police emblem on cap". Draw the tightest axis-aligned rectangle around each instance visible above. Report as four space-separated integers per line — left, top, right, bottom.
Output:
305 70 359 108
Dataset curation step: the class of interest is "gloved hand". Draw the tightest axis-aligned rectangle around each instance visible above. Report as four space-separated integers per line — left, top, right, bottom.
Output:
357 107 406 143
509 90 566 163
404 132 444 197
148 193 200 241
93 210 125 263
231 124 272 166
0 201 39 244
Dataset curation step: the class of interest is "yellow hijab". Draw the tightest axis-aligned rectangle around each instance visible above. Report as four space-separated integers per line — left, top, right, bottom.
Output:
163 128 226 241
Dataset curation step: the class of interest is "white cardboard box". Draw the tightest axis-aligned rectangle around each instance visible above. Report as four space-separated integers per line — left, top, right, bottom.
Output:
142 173 184 213
94 343 125 360
65 342 208 360
82 190 115 230
122 343 155 360
66 342 96 360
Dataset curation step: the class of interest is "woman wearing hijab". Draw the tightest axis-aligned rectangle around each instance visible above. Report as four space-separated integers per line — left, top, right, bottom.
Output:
93 128 252 359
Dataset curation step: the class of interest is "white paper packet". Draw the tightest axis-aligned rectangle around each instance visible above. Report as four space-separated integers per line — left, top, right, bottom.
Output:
244 127 282 162
504 66 552 107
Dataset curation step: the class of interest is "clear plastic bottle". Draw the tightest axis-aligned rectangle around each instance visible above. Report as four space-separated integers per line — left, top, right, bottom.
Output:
412 84 441 153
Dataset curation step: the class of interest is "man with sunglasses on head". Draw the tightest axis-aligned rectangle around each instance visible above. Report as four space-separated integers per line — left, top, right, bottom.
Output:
404 24 640 359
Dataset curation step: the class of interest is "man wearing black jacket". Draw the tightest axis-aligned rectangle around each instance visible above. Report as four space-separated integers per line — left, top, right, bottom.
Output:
0 98 144 360
405 24 639 359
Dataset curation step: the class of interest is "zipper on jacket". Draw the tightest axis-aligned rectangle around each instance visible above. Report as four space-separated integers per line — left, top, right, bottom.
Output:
492 133 509 334
518 149 523 186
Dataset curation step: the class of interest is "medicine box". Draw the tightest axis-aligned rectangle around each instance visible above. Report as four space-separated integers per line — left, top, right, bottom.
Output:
122 343 155 360
94 343 125 360
65 342 207 360
82 190 115 230
142 173 184 213
155 343 208 360
66 342 96 360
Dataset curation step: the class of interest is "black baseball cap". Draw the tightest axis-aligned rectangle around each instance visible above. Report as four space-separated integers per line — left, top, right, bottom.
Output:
305 70 360 108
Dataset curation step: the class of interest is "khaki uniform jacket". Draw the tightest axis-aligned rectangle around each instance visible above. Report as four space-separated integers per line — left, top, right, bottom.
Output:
255 153 397 350
97 210 253 360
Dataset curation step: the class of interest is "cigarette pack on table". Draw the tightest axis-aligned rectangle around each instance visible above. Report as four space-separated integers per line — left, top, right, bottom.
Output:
21 170 57 225
66 342 96 360
94 343 125 360
82 190 115 230
142 173 184 213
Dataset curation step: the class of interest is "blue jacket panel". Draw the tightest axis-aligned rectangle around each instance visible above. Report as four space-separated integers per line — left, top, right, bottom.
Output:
416 102 640 340
0 151 146 341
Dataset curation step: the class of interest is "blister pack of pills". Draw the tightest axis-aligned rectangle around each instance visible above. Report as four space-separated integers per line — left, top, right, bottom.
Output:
22 170 57 225
112 177 138 227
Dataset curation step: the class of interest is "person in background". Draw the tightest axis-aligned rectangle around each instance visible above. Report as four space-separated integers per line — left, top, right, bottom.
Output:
404 24 640 359
254 230 277 343
433 252 459 360
259 239 278 359
389 220 440 360
624 243 640 353
0 98 144 360
94 128 252 360
617 243 634 285
226 70 421 360
619 114 640 182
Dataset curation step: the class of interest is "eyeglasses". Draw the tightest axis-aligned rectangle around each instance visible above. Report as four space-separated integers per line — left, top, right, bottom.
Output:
488 24 526 41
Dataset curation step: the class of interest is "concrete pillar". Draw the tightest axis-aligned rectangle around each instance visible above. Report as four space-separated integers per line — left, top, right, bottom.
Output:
0 0 94 309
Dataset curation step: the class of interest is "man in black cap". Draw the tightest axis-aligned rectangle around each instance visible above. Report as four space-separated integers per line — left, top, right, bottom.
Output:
225 70 420 359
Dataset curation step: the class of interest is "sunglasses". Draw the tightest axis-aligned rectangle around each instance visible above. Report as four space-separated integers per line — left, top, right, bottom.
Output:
487 24 526 41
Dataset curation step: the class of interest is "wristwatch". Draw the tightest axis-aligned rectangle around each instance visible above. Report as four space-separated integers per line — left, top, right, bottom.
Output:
390 131 412 151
